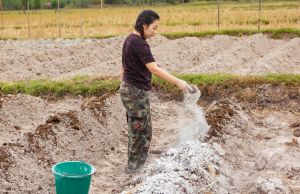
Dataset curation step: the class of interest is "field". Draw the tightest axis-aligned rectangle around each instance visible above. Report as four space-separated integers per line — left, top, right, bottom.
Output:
0 0 300 39
1 33 300 193
1 1 300 193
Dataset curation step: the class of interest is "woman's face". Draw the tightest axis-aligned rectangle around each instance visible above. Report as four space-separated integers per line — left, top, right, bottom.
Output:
143 20 159 39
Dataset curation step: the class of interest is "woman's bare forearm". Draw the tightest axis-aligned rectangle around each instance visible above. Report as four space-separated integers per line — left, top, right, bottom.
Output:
146 62 188 90
150 65 181 85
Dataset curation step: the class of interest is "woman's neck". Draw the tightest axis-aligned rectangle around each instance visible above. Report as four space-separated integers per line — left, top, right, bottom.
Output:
133 31 141 37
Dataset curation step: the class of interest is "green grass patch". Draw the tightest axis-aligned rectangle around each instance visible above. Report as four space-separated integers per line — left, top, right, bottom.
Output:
0 77 120 97
188 0 299 10
162 28 300 39
152 74 300 92
2 28 300 40
2 74 299 97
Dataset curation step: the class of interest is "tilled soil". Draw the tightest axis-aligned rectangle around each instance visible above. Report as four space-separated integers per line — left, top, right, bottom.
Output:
1 34 300 81
0 84 299 193
0 35 300 194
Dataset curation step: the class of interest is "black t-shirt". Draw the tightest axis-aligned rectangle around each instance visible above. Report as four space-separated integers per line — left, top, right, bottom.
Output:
122 33 155 91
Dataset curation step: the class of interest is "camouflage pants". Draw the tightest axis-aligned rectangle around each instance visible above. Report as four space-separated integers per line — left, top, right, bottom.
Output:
119 82 152 170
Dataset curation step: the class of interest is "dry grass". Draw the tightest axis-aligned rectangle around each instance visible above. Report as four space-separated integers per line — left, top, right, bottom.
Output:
0 1 300 39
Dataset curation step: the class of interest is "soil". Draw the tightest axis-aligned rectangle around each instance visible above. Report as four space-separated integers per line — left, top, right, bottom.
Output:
0 35 300 194
1 34 299 81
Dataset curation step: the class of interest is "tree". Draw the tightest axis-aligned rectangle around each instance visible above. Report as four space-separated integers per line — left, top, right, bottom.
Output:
51 0 66 8
21 0 27 10
33 0 41 9
70 0 90 7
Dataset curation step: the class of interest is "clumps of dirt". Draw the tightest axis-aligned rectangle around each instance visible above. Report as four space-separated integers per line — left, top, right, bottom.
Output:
26 123 57 166
36 124 57 141
81 93 113 125
205 100 236 138
46 115 61 124
0 147 12 173
293 128 300 137
59 111 83 131
289 121 300 137
25 111 85 166
290 121 300 128
123 141 232 194
0 93 3 109
284 137 299 147
47 111 83 131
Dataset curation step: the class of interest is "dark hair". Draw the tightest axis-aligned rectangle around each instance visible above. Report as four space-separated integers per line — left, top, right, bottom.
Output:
135 10 160 40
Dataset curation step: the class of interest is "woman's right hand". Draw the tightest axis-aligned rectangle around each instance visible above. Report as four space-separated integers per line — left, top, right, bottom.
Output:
176 79 191 91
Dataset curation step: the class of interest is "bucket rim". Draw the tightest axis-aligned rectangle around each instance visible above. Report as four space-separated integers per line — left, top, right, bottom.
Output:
52 161 96 179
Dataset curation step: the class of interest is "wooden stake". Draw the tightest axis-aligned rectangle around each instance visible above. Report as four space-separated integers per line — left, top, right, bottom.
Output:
80 16 83 37
258 0 262 30
0 0 3 29
58 0 61 38
27 0 31 39
217 0 220 30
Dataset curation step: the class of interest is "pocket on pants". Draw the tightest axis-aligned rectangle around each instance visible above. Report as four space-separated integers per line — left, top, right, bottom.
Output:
129 114 150 132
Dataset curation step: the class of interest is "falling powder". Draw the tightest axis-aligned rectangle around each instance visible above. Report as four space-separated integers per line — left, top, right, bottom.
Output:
178 86 209 142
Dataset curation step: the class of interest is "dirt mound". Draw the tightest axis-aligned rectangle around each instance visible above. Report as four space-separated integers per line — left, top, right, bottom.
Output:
0 37 124 81
0 93 189 193
1 86 300 193
1 34 300 81
0 94 128 193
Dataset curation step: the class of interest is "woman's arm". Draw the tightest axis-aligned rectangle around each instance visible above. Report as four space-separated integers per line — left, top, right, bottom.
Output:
121 66 124 80
146 62 189 90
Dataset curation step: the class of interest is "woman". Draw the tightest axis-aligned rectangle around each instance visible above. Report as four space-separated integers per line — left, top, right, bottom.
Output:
119 9 190 172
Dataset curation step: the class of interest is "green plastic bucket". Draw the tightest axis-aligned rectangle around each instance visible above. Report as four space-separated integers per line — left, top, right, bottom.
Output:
52 161 96 194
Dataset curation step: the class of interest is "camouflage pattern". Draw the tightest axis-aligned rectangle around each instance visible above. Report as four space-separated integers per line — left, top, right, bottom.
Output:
119 82 152 170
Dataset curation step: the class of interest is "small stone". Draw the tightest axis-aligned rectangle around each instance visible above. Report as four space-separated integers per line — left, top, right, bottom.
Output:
285 138 299 146
190 174 198 181
212 143 226 156
293 128 300 137
256 177 288 193
290 121 300 128
255 158 267 171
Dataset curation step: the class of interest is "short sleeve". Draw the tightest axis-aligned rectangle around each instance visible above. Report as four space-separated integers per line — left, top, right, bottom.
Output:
137 43 155 66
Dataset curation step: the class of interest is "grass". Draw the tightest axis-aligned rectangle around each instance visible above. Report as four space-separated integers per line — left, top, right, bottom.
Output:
1 0 299 39
162 28 300 39
0 77 120 97
1 74 299 97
